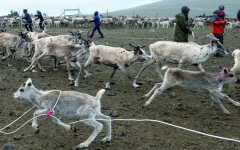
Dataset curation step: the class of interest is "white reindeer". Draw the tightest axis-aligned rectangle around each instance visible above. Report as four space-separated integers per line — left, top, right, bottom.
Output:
143 67 240 115
133 34 229 84
13 78 111 149
193 21 204 29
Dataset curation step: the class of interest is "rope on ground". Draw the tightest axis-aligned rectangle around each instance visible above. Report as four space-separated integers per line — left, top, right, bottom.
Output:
0 108 240 143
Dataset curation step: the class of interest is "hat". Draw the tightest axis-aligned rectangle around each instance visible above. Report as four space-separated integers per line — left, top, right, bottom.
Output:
181 6 190 13
218 10 225 18
219 5 224 10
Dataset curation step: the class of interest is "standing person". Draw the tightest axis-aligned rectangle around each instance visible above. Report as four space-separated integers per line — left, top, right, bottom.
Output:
22 9 33 32
89 11 104 38
174 6 192 42
34 10 44 32
211 5 227 45
237 10 240 21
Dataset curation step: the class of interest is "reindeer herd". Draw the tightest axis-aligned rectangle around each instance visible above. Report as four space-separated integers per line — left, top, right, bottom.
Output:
1 14 240 30
1 25 240 149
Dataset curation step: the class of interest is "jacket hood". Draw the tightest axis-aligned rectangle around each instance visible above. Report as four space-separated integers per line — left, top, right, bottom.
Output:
181 6 190 13
23 9 28 13
94 11 98 16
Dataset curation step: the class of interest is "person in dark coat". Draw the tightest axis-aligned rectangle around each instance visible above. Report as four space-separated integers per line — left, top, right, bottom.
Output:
34 10 44 32
237 10 240 21
174 6 192 42
22 9 33 32
89 11 104 38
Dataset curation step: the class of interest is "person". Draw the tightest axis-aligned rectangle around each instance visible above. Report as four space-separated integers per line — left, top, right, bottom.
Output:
89 11 104 38
34 10 44 32
211 5 227 45
211 5 228 57
174 6 192 42
22 9 33 32
237 10 240 21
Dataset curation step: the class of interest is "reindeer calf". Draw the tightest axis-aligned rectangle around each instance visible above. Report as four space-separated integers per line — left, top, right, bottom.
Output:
13 78 111 149
144 67 240 115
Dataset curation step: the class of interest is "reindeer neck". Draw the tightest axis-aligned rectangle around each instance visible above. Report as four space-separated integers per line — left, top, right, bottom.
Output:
28 87 45 109
126 51 138 65
212 71 227 85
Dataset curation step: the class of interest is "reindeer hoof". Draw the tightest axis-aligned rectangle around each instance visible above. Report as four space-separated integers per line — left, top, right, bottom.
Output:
105 82 110 89
224 111 231 116
84 73 92 78
133 83 140 88
143 102 148 107
101 137 111 143
71 125 77 133
69 77 74 81
53 68 58 71
34 128 40 134
143 94 149 98
31 69 37 73
74 82 79 87
40 69 46 72
23 68 29 72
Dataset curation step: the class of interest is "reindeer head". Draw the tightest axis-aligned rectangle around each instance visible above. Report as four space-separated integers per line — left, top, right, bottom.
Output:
216 68 237 84
15 29 30 43
207 34 229 55
129 43 151 61
13 78 34 99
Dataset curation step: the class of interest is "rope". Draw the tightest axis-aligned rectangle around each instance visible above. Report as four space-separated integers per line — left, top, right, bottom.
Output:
1 110 240 143
0 106 35 131
47 91 62 117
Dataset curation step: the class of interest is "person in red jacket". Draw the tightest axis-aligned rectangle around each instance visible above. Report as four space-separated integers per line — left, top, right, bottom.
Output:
211 5 227 44
211 5 228 57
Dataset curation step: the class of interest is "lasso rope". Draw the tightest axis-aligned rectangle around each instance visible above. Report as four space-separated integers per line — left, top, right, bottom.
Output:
0 107 240 143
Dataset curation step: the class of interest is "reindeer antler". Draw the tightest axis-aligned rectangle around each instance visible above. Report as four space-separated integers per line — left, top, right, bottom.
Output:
206 33 219 41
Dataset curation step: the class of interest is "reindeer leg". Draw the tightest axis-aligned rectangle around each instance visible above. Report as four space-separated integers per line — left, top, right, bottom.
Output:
106 67 118 89
209 92 231 115
73 119 103 149
32 109 49 130
211 90 240 107
144 83 162 98
65 57 74 81
144 81 173 106
134 58 155 85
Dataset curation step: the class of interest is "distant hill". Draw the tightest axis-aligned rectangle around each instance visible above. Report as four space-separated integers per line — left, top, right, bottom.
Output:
98 0 239 18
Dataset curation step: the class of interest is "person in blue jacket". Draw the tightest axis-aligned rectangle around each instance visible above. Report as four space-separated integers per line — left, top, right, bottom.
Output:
89 11 104 38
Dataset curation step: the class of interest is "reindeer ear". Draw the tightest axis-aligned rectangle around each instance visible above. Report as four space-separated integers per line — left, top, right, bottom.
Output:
210 40 214 47
26 78 33 86
27 82 32 86
223 68 228 74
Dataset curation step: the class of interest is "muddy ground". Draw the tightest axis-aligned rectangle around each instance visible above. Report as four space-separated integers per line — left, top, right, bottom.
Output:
0 26 240 150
